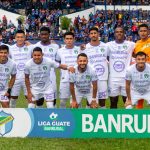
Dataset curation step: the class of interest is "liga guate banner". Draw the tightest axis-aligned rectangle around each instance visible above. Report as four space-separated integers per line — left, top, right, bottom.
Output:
0 109 150 138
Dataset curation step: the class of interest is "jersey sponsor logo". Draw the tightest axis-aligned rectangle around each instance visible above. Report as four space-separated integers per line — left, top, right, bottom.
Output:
113 61 125 72
0 111 14 136
17 63 25 71
95 64 105 76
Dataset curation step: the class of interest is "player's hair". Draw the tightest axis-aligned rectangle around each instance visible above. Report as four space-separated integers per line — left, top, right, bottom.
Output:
15 30 25 36
33 47 42 53
135 51 147 58
114 26 125 33
77 53 88 59
89 27 99 33
40 26 50 33
63 31 75 38
0 45 9 52
138 24 149 30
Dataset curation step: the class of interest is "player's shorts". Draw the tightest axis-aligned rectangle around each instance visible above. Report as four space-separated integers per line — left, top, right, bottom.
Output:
97 80 108 99
0 91 9 102
108 77 126 97
31 87 55 102
70 90 98 105
59 82 70 100
11 79 27 97
131 91 150 105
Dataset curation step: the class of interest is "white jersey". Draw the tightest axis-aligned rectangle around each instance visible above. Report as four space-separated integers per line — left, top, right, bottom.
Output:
126 63 150 95
107 40 135 78
0 58 16 91
69 65 97 93
34 41 59 81
9 44 33 80
56 46 80 82
83 42 108 80
24 57 59 92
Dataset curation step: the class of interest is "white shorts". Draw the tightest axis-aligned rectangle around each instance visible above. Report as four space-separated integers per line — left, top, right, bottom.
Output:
0 91 9 102
59 82 70 100
31 87 55 102
11 80 27 97
108 77 126 97
97 80 108 99
70 90 98 105
131 91 150 105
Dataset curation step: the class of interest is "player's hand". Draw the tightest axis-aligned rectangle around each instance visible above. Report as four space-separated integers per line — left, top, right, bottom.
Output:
25 41 31 46
80 44 86 51
68 67 75 73
4 92 10 99
70 101 78 108
90 100 99 108
27 92 34 103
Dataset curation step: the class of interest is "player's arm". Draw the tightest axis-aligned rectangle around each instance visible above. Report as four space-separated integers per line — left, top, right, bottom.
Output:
4 74 16 98
59 64 75 73
125 80 132 106
25 74 33 102
92 80 97 100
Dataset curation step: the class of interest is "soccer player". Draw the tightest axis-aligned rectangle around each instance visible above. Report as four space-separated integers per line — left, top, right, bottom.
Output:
25 47 73 108
70 53 98 108
55 31 80 108
133 24 150 109
0 45 16 108
82 27 108 108
34 26 59 107
9 30 34 108
125 51 150 108
107 26 135 108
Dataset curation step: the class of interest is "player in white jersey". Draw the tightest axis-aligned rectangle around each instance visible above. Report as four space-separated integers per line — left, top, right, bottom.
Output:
82 27 108 108
0 45 16 107
34 26 59 107
25 47 74 108
70 53 98 108
125 51 150 108
56 32 80 108
9 30 34 108
107 27 135 108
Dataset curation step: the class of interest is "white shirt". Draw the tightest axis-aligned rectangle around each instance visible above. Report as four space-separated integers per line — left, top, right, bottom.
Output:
83 42 108 80
0 58 16 91
56 46 80 82
9 44 33 80
24 57 59 92
126 63 150 95
69 65 97 93
107 40 135 78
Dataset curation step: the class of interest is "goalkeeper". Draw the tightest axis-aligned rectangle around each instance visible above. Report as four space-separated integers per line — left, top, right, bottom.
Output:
69 53 98 108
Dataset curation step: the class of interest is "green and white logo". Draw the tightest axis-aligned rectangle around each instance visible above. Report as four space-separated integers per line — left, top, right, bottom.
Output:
74 49 78 54
144 74 149 79
24 47 28 51
49 48 53 52
123 45 128 50
5 68 9 72
43 66 47 70
100 48 105 52
86 75 91 80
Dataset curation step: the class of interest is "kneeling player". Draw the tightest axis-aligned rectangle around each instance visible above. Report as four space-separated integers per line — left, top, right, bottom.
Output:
25 47 74 108
0 45 16 107
125 52 150 108
70 53 98 108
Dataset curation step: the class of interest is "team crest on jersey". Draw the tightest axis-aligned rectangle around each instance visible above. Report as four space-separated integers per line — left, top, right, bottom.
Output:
5 68 9 72
49 48 53 52
86 75 91 80
123 45 128 50
24 47 28 51
74 50 78 54
100 48 105 52
144 74 149 79
43 66 47 70
0 111 14 136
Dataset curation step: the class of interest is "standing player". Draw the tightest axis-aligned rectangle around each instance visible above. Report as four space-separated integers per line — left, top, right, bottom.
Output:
25 47 73 108
56 32 80 108
132 24 150 109
107 26 135 108
125 52 150 108
82 27 108 108
70 53 98 108
9 30 33 108
0 45 16 108
34 26 59 107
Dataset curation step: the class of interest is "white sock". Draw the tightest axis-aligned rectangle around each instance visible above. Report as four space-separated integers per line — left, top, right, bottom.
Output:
9 99 17 108
36 105 43 108
100 106 106 109
46 101 54 108
60 99 67 108
28 103 35 108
